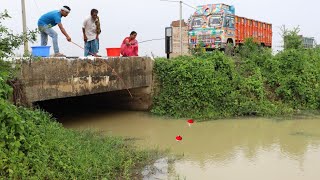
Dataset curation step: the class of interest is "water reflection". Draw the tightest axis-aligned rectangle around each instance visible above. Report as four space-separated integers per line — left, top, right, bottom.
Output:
60 111 320 180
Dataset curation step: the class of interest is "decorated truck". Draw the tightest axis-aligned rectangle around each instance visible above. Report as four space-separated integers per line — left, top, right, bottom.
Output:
188 4 272 50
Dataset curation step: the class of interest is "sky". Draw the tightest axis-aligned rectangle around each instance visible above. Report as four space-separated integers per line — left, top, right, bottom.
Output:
1 0 319 57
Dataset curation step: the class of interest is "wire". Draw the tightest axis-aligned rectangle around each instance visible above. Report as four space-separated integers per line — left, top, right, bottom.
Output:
161 0 197 10
139 38 165 44
182 2 197 10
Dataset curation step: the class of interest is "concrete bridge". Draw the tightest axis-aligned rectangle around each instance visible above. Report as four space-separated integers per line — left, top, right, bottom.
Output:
15 57 154 110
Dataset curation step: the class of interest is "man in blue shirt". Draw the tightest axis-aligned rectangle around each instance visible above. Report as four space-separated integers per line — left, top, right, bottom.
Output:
38 6 72 57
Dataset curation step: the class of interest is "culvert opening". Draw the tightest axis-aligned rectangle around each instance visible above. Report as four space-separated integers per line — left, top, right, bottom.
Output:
34 89 139 120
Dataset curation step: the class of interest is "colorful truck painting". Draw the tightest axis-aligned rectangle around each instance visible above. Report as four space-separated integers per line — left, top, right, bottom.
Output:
188 4 272 50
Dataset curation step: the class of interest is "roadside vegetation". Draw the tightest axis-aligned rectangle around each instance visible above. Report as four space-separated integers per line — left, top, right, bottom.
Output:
152 28 320 120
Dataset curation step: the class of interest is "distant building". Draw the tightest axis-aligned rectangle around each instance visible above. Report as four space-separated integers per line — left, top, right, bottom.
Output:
170 20 189 58
300 36 315 49
283 35 316 49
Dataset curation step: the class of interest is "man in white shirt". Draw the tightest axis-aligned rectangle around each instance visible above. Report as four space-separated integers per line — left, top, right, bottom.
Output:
82 9 101 56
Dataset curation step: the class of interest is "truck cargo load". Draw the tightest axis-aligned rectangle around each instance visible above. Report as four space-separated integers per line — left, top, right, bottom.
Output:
188 4 272 50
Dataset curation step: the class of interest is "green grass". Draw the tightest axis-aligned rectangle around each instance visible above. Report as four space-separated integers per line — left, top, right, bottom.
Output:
0 98 160 179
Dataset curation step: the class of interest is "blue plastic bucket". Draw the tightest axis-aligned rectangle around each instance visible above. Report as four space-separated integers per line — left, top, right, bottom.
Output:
31 46 51 57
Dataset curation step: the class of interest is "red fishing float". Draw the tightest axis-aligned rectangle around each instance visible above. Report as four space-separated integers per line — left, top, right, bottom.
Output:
176 135 182 141
187 119 194 124
187 119 194 126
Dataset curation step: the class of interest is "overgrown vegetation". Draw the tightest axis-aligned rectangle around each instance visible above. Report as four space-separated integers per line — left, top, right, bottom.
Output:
1 11 158 179
152 30 320 120
0 101 158 179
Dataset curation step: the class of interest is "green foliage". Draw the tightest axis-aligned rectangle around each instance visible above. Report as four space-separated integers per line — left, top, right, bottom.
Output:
190 41 206 55
152 32 319 120
270 48 320 109
0 10 37 58
0 99 157 179
236 38 266 59
0 68 12 99
0 10 37 90
282 26 303 50
153 53 239 119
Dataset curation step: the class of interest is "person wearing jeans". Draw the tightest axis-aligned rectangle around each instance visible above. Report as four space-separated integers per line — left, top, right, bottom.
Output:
38 6 72 57
82 9 101 57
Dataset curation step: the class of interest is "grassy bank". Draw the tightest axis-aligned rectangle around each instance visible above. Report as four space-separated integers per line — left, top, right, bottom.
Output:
0 97 160 179
152 36 320 120
0 98 161 179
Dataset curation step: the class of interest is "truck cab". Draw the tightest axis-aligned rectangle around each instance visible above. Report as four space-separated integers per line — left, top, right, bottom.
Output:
188 4 236 50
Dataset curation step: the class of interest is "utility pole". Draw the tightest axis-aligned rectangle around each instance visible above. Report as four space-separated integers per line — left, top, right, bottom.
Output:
21 0 29 55
160 0 184 56
179 1 182 56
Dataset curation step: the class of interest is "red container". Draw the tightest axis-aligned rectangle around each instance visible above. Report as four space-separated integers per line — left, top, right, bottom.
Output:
106 48 121 57
235 16 272 47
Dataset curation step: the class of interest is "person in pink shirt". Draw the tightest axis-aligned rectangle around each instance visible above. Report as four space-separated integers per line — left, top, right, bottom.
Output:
121 31 138 57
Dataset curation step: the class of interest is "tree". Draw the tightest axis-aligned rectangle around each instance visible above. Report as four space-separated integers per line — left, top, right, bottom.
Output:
0 10 37 59
280 25 303 50
0 10 37 101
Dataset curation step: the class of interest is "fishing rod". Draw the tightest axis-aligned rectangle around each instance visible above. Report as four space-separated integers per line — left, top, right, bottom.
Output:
70 41 133 98
138 38 165 44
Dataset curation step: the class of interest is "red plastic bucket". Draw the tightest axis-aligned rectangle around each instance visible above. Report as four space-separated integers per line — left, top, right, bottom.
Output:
106 48 121 57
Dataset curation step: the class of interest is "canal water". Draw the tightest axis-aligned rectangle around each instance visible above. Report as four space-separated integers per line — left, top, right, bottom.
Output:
58 110 320 180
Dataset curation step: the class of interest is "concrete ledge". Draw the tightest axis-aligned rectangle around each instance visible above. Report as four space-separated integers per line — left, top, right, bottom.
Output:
17 57 154 106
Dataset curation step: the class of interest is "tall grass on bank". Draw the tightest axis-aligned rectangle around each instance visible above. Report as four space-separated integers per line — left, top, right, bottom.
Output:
0 98 159 179
1 10 159 179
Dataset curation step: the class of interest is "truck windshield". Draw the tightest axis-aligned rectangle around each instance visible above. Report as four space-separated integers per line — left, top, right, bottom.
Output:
224 16 235 28
192 18 203 28
208 17 221 27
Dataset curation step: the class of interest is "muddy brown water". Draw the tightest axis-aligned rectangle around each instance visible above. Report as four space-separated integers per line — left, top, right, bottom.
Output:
59 111 320 180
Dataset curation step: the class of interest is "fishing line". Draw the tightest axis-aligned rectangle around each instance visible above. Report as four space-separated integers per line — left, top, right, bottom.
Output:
70 41 133 98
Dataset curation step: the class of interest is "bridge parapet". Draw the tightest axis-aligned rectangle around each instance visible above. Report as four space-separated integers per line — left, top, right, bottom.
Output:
16 57 154 110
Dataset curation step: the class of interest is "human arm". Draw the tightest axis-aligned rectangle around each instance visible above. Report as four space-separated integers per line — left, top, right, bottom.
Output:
58 23 71 42
125 38 131 46
130 40 138 47
82 19 88 42
82 28 88 42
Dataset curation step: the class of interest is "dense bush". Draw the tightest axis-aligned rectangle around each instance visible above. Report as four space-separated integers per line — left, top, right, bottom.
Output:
153 53 239 118
152 34 320 119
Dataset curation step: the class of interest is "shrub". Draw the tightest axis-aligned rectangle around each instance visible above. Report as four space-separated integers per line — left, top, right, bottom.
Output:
152 34 319 119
